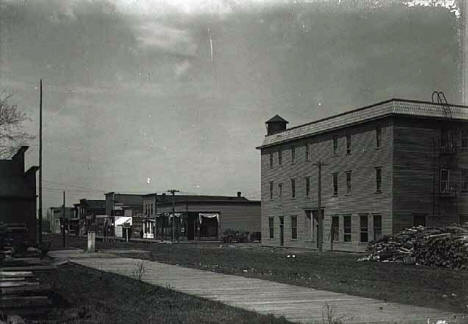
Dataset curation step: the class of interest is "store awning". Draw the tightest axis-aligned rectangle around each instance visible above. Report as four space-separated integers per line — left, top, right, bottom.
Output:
199 213 219 223
115 216 132 226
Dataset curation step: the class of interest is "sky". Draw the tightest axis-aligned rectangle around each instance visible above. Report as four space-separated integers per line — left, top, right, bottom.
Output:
0 0 463 210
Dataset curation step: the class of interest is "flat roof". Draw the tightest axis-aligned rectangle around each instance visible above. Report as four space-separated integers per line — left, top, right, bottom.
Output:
257 98 468 149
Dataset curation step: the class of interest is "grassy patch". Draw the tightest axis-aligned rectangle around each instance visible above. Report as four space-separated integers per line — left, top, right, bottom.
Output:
46 234 468 314
36 263 290 323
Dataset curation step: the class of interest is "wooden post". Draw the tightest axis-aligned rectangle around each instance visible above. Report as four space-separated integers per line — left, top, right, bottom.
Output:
313 160 326 252
167 189 179 242
38 79 43 244
62 190 66 248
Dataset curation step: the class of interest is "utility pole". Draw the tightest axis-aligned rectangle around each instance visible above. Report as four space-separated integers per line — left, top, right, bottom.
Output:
313 160 326 252
62 190 66 248
167 189 179 242
38 79 43 244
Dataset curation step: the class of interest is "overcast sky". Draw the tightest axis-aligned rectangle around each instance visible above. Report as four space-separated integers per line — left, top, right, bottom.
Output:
0 0 462 210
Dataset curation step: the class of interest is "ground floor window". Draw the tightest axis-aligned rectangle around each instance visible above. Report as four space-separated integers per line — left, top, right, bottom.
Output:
373 214 382 241
269 217 274 239
413 214 426 227
462 169 468 192
440 169 449 193
360 214 368 242
291 216 297 239
331 216 339 242
343 215 351 242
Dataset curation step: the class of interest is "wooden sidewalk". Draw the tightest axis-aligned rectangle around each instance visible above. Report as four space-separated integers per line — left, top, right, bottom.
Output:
50 250 466 323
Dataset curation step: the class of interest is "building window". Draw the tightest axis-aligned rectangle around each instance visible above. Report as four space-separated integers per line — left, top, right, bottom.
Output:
373 214 382 241
346 134 351 154
440 169 449 193
462 129 468 148
332 173 338 196
269 153 273 169
331 216 339 242
305 144 310 161
278 149 282 165
269 217 274 239
278 183 283 198
413 214 426 227
346 171 352 194
376 127 382 148
291 146 295 164
375 167 382 193
360 215 368 242
269 181 274 199
440 129 449 148
343 215 351 242
462 169 468 192
291 216 297 239
305 176 310 197
291 178 296 198
333 136 338 154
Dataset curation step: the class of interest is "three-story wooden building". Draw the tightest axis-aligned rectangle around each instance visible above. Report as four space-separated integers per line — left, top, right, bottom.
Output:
258 99 468 251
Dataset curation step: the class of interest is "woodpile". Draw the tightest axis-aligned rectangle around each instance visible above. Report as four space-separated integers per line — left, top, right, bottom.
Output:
358 225 468 269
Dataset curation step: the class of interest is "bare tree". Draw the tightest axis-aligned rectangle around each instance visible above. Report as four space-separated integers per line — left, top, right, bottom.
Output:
0 93 33 158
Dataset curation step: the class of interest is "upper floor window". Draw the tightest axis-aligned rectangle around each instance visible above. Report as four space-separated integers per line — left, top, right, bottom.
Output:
278 183 283 198
291 178 296 198
332 173 338 196
269 181 274 199
440 169 449 193
346 171 352 194
375 167 382 193
440 129 453 149
269 153 273 169
346 134 351 155
305 144 310 161
305 176 310 197
291 146 295 164
376 127 382 148
462 129 468 148
333 136 338 154
278 149 282 165
462 169 468 192
291 216 297 239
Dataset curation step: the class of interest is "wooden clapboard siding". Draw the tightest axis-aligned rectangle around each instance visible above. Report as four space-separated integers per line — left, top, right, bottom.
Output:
392 117 466 230
260 101 468 252
261 118 393 252
156 203 261 234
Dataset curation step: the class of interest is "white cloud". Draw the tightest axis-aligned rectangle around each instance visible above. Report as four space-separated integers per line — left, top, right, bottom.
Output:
136 21 197 56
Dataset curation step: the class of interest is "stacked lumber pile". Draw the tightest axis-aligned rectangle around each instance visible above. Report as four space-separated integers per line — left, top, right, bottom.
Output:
358 225 468 269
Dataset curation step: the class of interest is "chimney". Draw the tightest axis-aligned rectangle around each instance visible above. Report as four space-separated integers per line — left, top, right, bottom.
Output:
237 191 242 198
265 115 288 135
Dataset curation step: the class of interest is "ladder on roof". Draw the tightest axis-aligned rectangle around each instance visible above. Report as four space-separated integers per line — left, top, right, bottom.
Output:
432 90 452 119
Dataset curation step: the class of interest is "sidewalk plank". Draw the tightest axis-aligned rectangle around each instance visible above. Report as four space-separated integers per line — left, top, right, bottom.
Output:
67 255 466 324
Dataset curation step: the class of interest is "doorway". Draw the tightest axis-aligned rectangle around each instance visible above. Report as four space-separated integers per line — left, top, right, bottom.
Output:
306 209 324 249
279 216 284 246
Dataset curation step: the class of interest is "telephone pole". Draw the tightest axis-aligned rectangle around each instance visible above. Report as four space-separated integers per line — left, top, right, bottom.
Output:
313 160 326 252
168 189 179 242
62 190 66 248
38 79 43 244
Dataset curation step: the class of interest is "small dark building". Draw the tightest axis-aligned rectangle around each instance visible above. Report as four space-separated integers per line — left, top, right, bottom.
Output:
105 192 143 237
0 146 38 243
75 199 106 235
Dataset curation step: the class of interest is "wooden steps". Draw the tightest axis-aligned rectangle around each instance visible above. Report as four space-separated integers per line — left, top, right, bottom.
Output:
0 256 56 321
